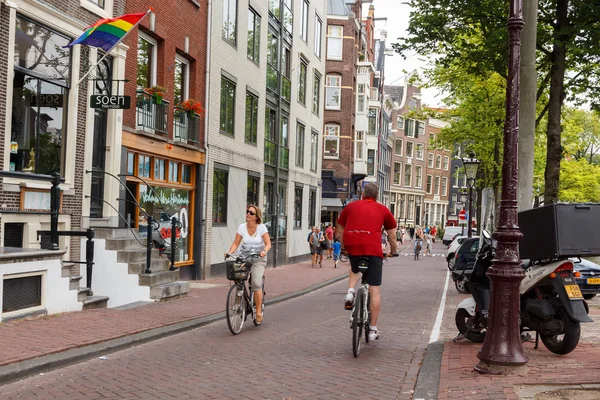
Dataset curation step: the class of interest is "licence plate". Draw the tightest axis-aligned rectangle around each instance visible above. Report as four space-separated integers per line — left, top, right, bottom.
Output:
564 284 583 299
587 278 600 285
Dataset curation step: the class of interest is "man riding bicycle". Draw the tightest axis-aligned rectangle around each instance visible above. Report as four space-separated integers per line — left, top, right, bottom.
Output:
337 183 398 341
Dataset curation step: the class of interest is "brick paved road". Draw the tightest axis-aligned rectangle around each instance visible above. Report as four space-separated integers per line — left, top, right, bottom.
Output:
0 244 449 400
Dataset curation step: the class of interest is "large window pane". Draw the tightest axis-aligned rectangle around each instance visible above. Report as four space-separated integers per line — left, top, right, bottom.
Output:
310 130 318 171
314 15 322 57
213 169 228 223
223 0 237 45
294 186 303 228
301 0 309 41
312 71 321 115
327 25 343 60
245 92 258 144
247 175 259 206
137 36 154 90
220 77 235 135
324 124 340 159
298 60 307 105
173 58 188 105
279 116 289 169
296 123 305 167
325 75 341 109
247 9 260 62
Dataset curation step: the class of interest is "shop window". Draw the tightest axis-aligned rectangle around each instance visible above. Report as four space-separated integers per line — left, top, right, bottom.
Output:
169 161 179 182
11 17 71 175
294 186 303 229
139 185 192 263
247 8 260 63
220 76 236 135
247 174 259 206
324 124 340 159
127 153 135 175
154 159 166 180
245 91 258 144
223 0 237 46
138 155 151 178
181 164 192 184
213 169 228 224
296 122 305 168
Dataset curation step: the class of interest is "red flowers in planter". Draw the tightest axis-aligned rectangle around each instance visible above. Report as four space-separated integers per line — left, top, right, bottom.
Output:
180 98 204 117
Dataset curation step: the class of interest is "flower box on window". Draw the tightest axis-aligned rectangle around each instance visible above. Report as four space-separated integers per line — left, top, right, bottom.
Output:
146 86 167 105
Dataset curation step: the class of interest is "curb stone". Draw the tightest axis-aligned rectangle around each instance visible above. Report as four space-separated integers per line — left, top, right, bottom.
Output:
0 273 347 385
412 341 445 400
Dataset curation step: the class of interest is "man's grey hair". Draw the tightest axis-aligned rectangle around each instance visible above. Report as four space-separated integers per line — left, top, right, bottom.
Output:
363 183 379 200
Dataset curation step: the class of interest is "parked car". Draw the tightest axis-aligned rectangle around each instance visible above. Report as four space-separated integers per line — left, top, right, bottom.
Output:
450 237 480 294
442 226 478 246
573 258 600 300
446 235 479 268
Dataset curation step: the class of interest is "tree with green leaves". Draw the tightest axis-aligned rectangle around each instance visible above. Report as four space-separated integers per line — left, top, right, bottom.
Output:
393 0 600 204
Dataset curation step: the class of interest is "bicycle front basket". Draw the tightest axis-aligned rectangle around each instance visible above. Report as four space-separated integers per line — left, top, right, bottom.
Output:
226 261 250 281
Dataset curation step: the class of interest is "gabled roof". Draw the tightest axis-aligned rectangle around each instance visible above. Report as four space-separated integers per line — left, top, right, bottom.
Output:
328 0 349 16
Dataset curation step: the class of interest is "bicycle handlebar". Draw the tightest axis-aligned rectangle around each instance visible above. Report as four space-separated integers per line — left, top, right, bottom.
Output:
225 252 260 262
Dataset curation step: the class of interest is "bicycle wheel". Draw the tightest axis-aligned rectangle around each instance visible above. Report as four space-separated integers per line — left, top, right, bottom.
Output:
253 276 266 326
226 284 246 335
352 287 364 357
364 292 371 343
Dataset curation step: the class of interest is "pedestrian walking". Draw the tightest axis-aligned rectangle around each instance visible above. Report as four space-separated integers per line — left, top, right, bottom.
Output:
325 223 334 259
332 237 341 268
425 231 432 256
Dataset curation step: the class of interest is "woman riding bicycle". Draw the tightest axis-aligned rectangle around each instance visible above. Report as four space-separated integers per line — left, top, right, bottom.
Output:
226 205 271 325
414 227 424 256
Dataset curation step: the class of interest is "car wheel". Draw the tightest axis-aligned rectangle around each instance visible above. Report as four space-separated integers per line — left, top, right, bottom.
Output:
583 293 597 300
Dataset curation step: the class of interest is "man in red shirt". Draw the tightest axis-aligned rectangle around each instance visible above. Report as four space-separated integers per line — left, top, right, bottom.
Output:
325 223 334 259
337 183 398 341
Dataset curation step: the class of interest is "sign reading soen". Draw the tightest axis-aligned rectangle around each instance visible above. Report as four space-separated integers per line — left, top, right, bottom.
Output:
90 95 131 109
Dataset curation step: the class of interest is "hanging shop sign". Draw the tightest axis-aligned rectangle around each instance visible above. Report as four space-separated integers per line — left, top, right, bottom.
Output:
90 95 131 109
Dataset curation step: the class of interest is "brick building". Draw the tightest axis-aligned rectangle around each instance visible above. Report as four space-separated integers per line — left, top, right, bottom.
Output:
117 0 208 280
423 118 451 228
204 0 327 275
321 0 376 225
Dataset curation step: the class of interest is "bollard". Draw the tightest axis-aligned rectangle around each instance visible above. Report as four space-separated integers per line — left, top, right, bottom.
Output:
170 216 177 271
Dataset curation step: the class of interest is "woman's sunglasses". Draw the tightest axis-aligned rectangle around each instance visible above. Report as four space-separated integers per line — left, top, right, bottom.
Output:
246 210 256 216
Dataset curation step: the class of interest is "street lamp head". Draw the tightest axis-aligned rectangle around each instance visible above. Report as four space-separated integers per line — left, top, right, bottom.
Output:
460 192 469 204
462 153 480 187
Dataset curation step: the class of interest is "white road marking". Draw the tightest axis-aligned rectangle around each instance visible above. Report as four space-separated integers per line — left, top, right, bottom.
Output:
429 268 450 344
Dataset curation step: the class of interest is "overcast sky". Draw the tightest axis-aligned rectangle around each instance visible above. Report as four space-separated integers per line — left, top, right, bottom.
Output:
365 0 443 108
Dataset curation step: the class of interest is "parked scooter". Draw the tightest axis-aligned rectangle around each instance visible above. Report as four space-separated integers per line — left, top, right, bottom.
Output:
455 230 593 355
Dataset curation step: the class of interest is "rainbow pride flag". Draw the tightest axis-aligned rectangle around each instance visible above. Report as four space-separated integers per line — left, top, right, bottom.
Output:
66 11 149 51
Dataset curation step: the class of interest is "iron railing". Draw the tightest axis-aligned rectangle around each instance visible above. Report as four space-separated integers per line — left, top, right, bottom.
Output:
173 107 201 146
136 90 169 134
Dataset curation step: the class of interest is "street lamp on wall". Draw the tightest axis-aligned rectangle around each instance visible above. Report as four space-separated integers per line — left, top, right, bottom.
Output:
462 153 480 238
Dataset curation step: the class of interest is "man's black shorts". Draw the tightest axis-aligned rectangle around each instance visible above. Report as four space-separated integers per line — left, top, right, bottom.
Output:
349 255 383 286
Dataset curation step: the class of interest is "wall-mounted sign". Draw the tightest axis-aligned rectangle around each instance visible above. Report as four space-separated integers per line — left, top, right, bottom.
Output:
90 95 131 109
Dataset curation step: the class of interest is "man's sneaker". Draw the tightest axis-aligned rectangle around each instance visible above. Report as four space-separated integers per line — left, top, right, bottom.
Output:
368 329 380 341
344 292 354 310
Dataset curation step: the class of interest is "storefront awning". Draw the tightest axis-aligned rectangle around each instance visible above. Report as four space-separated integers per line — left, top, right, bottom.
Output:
321 198 343 210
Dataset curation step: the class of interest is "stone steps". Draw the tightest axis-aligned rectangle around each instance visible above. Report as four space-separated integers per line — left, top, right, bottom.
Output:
82 296 110 310
139 270 180 287
150 281 189 301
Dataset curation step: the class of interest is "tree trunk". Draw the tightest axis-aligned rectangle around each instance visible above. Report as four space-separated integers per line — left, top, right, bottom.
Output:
543 0 569 204
518 0 538 212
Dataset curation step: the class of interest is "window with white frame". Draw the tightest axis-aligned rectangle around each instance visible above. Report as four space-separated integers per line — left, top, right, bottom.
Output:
407 195 415 220
395 139 403 156
415 166 423 188
301 0 309 41
404 164 412 187
442 177 448 196
324 124 340 159
416 144 424 160
434 176 441 195
443 156 449 170
247 8 261 63
426 175 433 193
314 15 322 57
393 162 402 185
435 154 442 169
357 84 366 113
173 56 189 105
397 116 404 130
367 149 375 175
399 194 406 219
81 0 114 17
355 131 365 160
418 121 425 136
298 58 308 105
310 130 319 171
428 152 434 168
406 141 414 158
327 25 343 60
296 122 305 167
405 119 415 137
431 132 436 144
137 33 157 90
325 75 341 110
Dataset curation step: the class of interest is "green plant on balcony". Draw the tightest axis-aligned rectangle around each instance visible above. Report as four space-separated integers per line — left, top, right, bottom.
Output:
146 85 167 105
179 98 204 118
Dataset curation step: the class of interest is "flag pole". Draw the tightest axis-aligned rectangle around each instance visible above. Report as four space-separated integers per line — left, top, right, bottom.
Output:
76 8 153 87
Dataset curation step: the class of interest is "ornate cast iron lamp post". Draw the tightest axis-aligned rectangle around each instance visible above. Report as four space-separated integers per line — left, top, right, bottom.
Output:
475 0 528 371
462 154 480 238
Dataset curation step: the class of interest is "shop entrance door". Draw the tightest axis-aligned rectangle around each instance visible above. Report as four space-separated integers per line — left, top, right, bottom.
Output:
90 56 112 218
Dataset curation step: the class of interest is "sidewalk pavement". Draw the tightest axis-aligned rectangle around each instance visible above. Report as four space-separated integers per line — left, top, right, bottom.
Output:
414 265 600 400
0 258 349 384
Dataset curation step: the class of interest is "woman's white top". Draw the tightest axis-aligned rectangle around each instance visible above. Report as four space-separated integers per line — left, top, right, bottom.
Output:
237 223 268 254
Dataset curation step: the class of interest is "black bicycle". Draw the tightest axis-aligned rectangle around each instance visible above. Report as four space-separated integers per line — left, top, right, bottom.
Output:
350 253 398 357
224 253 266 335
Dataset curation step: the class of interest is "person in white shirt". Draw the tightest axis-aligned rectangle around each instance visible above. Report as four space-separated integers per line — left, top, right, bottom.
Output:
227 205 271 324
